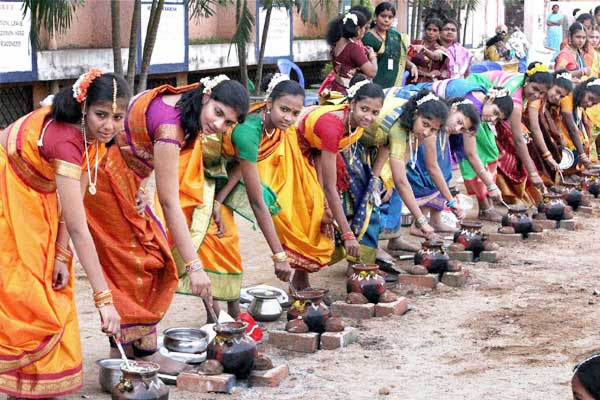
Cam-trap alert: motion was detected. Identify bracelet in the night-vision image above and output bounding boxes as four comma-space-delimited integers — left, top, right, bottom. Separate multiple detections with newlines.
341, 231, 356, 241
184, 258, 201, 268
55, 243, 73, 264
271, 252, 288, 263
445, 198, 457, 208
415, 215, 428, 228
93, 289, 114, 309
185, 261, 204, 274
529, 171, 540, 177
542, 151, 552, 160
487, 183, 499, 192
213, 199, 221, 209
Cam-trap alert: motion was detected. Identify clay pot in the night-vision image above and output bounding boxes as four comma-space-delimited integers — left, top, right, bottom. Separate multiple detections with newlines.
111, 361, 169, 400
538, 192, 567, 221
414, 239, 450, 274
555, 182, 583, 211
287, 289, 330, 333
581, 170, 600, 198
453, 220, 486, 257
501, 204, 533, 236
346, 264, 386, 304
207, 321, 257, 379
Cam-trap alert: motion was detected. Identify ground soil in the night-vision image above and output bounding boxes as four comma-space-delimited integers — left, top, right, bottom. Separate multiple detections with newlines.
68, 197, 600, 400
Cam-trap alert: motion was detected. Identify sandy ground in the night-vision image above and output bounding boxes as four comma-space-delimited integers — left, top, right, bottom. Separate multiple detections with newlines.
65, 192, 600, 400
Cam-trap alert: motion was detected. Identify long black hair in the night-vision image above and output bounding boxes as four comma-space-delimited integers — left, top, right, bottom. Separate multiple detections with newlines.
445, 97, 480, 162
399, 89, 449, 132
568, 22, 588, 52
326, 11, 367, 45
553, 70, 574, 93
349, 5, 372, 22
485, 86, 514, 120
347, 74, 384, 102
177, 79, 249, 146
573, 354, 600, 400
525, 61, 553, 87
573, 77, 600, 108
261, 73, 304, 101
371, 2, 396, 29
52, 72, 131, 124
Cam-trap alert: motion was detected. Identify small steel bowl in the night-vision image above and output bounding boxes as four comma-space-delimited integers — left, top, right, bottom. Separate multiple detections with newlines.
96, 358, 123, 393
163, 327, 208, 354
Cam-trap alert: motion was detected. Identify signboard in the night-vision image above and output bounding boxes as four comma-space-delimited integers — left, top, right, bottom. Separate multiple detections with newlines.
139, 0, 188, 73
256, 3, 293, 63
0, 0, 37, 83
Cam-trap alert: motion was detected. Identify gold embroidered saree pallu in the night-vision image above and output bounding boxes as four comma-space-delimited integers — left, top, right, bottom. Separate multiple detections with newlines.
0, 110, 84, 398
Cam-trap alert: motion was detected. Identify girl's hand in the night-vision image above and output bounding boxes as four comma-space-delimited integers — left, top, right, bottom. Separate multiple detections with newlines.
135, 187, 148, 216
274, 260, 292, 282
344, 238, 361, 259
52, 259, 70, 291
99, 304, 122, 339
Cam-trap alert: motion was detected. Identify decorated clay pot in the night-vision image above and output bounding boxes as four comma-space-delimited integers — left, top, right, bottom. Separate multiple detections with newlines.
501, 204, 533, 236
111, 361, 169, 400
555, 182, 583, 210
453, 220, 486, 257
581, 170, 600, 198
287, 289, 330, 333
346, 264, 386, 304
538, 192, 567, 221
414, 239, 450, 273
207, 321, 257, 379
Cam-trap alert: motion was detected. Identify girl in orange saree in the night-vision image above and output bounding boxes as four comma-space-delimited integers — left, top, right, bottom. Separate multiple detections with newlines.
84, 77, 248, 374
0, 70, 126, 398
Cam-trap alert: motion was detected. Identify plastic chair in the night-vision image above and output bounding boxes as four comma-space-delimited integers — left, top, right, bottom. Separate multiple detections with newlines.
276, 58, 319, 106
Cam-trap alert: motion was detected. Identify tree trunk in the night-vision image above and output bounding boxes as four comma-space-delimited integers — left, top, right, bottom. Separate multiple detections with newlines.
455, 0, 462, 43
410, 0, 418, 40
415, 0, 422, 39
235, 0, 249, 90
111, 0, 123, 76
255, 5, 273, 95
137, 0, 165, 93
462, 3, 470, 46
126, 0, 141, 91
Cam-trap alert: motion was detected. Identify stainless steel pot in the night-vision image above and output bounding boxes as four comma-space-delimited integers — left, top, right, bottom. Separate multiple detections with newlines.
162, 327, 208, 354
247, 288, 283, 322
96, 358, 124, 393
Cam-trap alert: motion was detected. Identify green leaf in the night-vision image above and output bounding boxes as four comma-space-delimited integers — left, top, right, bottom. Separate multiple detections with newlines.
187, 0, 230, 19
23, 0, 84, 45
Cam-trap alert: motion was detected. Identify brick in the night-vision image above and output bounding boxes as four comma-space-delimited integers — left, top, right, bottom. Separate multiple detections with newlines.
449, 251, 473, 262
248, 364, 289, 387
559, 219, 576, 231
441, 271, 468, 287
320, 327, 359, 350
268, 330, 319, 353
374, 297, 409, 317
526, 232, 544, 241
578, 205, 594, 215
479, 251, 499, 263
177, 372, 236, 394
331, 301, 375, 319
536, 219, 558, 230
397, 274, 438, 289
488, 232, 522, 244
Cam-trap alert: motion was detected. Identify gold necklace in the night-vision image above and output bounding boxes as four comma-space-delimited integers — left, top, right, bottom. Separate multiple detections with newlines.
439, 131, 448, 160
408, 132, 418, 169
262, 109, 277, 138
81, 119, 99, 195
346, 111, 360, 164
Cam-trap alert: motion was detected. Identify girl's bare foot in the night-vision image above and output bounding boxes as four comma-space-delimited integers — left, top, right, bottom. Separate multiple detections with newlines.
387, 236, 420, 252
479, 207, 503, 222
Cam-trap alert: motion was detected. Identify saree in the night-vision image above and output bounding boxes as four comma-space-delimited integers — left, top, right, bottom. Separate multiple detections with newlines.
0, 107, 105, 398
408, 39, 450, 84
445, 41, 473, 80
524, 99, 560, 185
85, 85, 183, 353
362, 29, 409, 88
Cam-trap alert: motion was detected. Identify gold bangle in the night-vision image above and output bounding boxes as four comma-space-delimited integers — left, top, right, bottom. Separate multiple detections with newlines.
55, 243, 72, 259
213, 199, 221, 209
55, 253, 71, 264
93, 289, 112, 301
185, 262, 204, 274
95, 299, 113, 309
184, 258, 201, 268
271, 252, 288, 263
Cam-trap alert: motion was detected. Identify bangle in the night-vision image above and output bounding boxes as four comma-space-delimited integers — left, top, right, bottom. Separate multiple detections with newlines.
213, 199, 221, 209
341, 231, 356, 241
487, 183, 499, 192
415, 215, 428, 228
529, 171, 539, 177
542, 151, 552, 159
93, 289, 114, 309
184, 258, 201, 268
445, 198, 457, 208
55, 243, 73, 264
185, 261, 204, 274
271, 252, 288, 263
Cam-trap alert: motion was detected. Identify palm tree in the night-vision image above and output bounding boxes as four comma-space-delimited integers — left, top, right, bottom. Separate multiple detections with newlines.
22, 0, 84, 46
111, 0, 123, 76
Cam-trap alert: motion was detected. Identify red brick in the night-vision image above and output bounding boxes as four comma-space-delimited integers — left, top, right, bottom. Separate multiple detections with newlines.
397, 274, 438, 289
248, 364, 289, 387
488, 232, 522, 244
441, 271, 468, 287
536, 219, 558, 230
268, 330, 319, 353
526, 232, 544, 241
449, 251, 473, 262
320, 327, 359, 350
479, 251, 499, 263
374, 297, 409, 317
559, 219, 576, 230
177, 372, 236, 394
331, 301, 375, 319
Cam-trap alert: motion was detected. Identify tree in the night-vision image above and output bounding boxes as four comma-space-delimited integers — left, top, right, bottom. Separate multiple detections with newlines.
23, 0, 84, 46
136, 0, 165, 92
111, 0, 123, 76
126, 0, 141, 91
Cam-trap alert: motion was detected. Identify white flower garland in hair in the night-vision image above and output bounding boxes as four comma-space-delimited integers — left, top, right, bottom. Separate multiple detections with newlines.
416, 92, 439, 107
556, 72, 572, 81
588, 78, 600, 87
346, 79, 370, 99
265, 73, 290, 98
453, 98, 473, 106
487, 87, 510, 99
342, 13, 358, 26
200, 74, 230, 94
